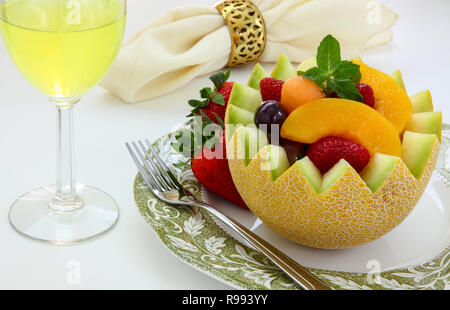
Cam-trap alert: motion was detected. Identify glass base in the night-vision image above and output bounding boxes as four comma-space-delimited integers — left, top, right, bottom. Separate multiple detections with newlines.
9, 185, 119, 245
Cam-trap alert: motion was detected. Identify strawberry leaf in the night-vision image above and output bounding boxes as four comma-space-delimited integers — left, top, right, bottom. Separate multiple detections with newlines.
183, 69, 231, 157
211, 93, 225, 106
200, 87, 213, 99
210, 69, 231, 90
199, 110, 214, 125
213, 112, 225, 129
188, 99, 203, 107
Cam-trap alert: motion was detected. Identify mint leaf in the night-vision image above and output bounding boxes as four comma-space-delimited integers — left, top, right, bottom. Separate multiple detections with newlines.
334, 61, 360, 80
328, 79, 363, 102
316, 35, 341, 75
303, 67, 329, 90
302, 35, 364, 102
351, 70, 362, 85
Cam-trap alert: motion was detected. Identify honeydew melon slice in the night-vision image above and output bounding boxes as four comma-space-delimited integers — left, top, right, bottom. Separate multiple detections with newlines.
297, 157, 353, 195
297, 57, 317, 73
321, 159, 352, 194
405, 111, 442, 141
225, 82, 262, 139
411, 90, 434, 113
390, 70, 407, 92
360, 154, 399, 192
297, 157, 322, 194
264, 145, 291, 181
247, 63, 268, 91
226, 105, 255, 127
228, 83, 262, 112
241, 126, 268, 166
297, 157, 356, 195
271, 54, 296, 81
402, 131, 438, 179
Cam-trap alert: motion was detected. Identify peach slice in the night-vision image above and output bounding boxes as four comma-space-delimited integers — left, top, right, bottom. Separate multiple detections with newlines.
280, 98, 402, 157
353, 60, 412, 133
280, 76, 325, 114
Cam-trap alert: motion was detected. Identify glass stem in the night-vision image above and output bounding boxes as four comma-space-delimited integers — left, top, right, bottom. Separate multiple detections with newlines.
50, 99, 83, 213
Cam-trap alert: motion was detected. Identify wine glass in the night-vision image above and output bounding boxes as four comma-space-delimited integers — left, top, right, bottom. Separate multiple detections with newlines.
0, 0, 126, 244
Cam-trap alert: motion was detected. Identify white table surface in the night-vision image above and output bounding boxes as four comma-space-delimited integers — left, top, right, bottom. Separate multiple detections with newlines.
0, 0, 449, 290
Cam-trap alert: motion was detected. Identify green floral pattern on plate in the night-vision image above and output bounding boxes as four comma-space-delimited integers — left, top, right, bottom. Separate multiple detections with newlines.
133, 124, 450, 290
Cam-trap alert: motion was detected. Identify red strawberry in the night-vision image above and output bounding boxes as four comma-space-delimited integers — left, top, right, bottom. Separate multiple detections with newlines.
307, 136, 370, 174
260, 77, 284, 102
191, 131, 247, 209
198, 81, 234, 123
356, 83, 375, 108
188, 70, 234, 125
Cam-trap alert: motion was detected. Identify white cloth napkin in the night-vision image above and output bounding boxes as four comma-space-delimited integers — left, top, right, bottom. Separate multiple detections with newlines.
101, 0, 397, 103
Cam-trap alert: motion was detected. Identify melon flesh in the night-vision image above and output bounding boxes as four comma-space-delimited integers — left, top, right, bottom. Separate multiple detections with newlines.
225, 83, 262, 140
402, 131, 438, 179
226, 105, 255, 127
360, 154, 399, 192
321, 160, 352, 194
228, 83, 262, 112
265, 145, 291, 181
411, 90, 434, 113
390, 70, 406, 92
241, 126, 268, 166
405, 112, 442, 141
297, 157, 322, 194
271, 54, 296, 81
247, 63, 268, 91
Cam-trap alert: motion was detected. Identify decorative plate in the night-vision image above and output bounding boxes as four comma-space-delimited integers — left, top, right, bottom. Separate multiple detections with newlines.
133, 124, 450, 290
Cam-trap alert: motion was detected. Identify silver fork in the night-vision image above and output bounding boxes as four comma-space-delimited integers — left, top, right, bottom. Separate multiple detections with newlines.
126, 140, 331, 290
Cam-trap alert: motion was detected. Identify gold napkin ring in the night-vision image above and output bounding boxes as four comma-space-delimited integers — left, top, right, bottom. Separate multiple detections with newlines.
216, 0, 267, 67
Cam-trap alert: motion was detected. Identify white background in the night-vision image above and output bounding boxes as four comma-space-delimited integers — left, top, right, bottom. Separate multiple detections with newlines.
0, 0, 449, 289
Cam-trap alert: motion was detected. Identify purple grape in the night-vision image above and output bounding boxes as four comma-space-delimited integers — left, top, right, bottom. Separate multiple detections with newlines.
279, 138, 305, 165
254, 100, 287, 135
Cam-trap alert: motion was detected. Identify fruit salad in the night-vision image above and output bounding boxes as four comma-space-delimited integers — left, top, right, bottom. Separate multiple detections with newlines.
179, 35, 442, 249
225, 35, 441, 249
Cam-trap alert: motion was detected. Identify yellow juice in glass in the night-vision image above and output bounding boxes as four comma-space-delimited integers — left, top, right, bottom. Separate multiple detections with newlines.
0, 0, 126, 98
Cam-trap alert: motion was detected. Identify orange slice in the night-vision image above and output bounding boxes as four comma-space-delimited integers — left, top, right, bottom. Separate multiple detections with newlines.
280, 98, 402, 157
353, 60, 412, 133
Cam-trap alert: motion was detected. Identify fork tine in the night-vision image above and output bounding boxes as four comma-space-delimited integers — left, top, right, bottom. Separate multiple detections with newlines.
125, 142, 160, 195
137, 141, 172, 191
145, 139, 182, 190
131, 142, 164, 192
